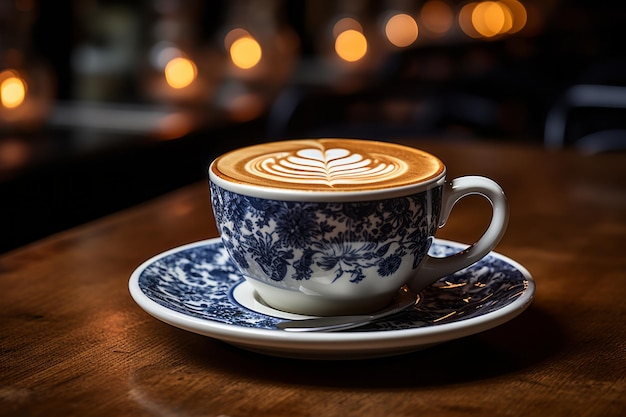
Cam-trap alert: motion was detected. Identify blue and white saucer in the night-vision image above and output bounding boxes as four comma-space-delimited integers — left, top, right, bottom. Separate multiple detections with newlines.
129, 238, 534, 360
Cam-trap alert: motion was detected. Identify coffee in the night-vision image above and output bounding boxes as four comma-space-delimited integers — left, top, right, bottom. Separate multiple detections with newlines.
210, 138, 445, 192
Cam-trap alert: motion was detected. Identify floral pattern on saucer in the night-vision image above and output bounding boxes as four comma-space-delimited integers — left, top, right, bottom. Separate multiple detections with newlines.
136, 239, 529, 332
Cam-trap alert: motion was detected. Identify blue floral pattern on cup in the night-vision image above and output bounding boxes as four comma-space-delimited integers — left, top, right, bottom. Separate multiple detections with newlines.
210, 183, 443, 287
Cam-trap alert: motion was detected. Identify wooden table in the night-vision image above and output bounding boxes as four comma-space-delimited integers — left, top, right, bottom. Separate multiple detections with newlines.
2, 139, 624, 416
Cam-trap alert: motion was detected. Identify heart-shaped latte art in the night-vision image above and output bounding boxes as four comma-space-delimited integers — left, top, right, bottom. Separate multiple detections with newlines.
245, 147, 408, 187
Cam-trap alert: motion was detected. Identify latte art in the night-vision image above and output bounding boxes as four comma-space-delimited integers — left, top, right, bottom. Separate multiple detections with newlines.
246, 147, 408, 187
210, 138, 445, 194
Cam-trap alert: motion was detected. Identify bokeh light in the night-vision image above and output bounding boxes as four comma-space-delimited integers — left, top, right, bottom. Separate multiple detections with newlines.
1, 71, 27, 109
224, 28, 251, 50
335, 29, 368, 62
385, 13, 419, 47
332, 17, 363, 38
229, 36, 262, 69
459, 0, 528, 38
164, 57, 197, 89
500, 0, 527, 33
420, 1, 454, 36
473, 1, 507, 37
459, 2, 480, 38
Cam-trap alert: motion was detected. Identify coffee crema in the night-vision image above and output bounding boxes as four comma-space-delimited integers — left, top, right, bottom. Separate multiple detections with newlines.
211, 139, 445, 192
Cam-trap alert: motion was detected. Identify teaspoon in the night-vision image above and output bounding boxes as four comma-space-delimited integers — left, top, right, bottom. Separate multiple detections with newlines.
276, 288, 418, 332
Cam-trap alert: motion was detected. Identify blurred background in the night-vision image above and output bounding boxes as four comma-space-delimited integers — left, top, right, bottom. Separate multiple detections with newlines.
1, 0, 624, 253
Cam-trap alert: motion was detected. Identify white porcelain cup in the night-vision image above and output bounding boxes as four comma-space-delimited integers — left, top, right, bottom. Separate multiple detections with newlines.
209, 139, 508, 316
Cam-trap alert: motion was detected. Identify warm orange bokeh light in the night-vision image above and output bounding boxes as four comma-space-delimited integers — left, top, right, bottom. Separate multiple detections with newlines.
472, 1, 506, 37
459, 0, 527, 38
500, 0, 527, 33
230, 36, 262, 69
1, 71, 27, 109
420, 0, 454, 35
164, 57, 197, 89
385, 13, 419, 47
335, 29, 368, 62
224, 28, 250, 50
459, 2, 480, 38
332, 17, 363, 38
156, 112, 194, 140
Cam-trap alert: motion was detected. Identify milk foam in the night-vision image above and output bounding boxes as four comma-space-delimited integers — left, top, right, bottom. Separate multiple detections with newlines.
245, 147, 408, 187
211, 139, 445, 192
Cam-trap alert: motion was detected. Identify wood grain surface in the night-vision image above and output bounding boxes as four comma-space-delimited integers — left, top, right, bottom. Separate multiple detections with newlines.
1, 139, 624, 417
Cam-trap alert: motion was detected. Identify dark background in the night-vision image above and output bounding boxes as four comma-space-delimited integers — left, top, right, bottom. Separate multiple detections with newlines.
1, 0, 624, 253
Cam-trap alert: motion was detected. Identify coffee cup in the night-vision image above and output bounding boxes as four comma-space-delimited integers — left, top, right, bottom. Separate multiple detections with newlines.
209, 138, 508, 316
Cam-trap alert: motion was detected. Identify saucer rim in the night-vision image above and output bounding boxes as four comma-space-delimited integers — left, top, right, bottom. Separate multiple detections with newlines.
129, 238, 535, 356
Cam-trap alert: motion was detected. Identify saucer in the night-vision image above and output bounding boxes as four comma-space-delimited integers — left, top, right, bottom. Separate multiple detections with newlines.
129, 238, 534, 360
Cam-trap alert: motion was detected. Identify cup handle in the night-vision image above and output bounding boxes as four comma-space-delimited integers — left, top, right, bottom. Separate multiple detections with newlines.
408, 176, 509, 293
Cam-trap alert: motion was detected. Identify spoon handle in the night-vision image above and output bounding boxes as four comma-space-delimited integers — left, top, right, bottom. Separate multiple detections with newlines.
276, 291, 417, 332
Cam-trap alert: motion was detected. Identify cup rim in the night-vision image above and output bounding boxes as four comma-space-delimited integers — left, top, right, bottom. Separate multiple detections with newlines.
210, 164, 446, 202
209, 139, 447, 202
